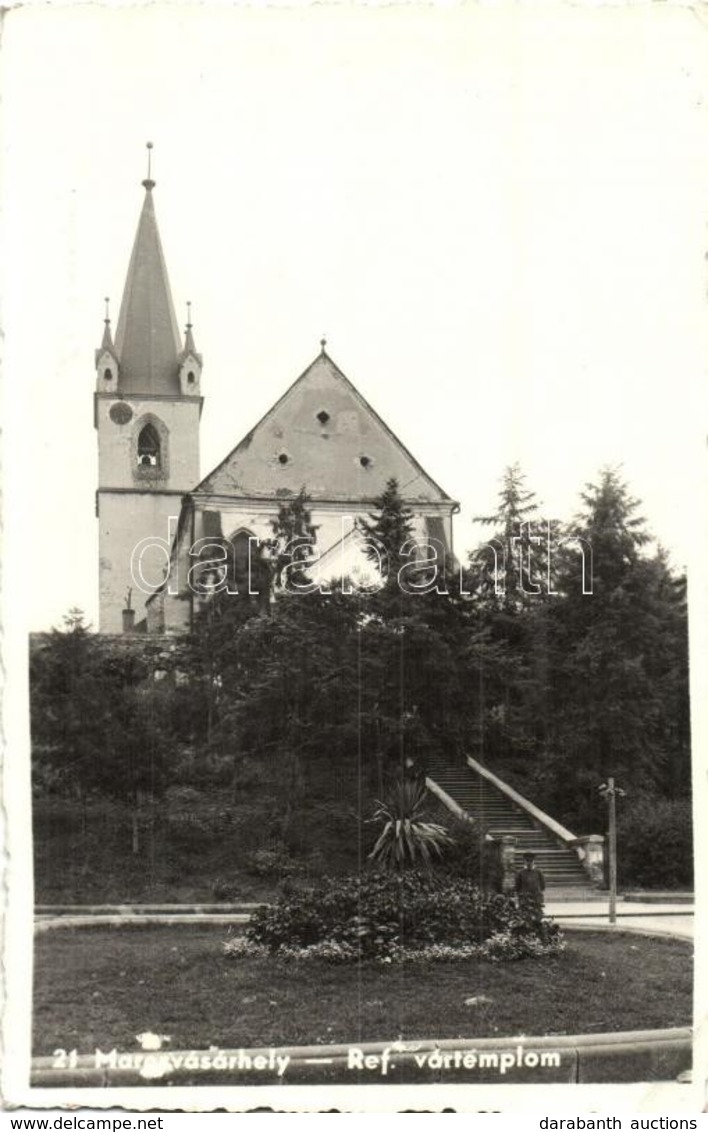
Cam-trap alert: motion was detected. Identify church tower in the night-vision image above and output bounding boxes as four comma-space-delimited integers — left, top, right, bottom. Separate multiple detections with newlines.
95, 148, 202, 633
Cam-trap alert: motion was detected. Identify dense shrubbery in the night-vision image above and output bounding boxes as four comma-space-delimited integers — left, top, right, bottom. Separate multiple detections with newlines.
167, 812, 225, 848
617, 796, 693, 889
440, 817, 504, 890
213, 877, 241, 901
239, 871, 563, 962
225, 930, 565, 964
246, 841, 306, 879
165, 787, 234, 848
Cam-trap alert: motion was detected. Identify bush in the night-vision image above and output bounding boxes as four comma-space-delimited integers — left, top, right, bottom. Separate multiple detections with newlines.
224, 935, 270, 959
169, 748, 234, 788
439, 818, 504, 890
165, 788, 237, 849
224, 932, 565, 965
245, 871, 562, 961
167, 811, 226, 848
165, 785, 202, 805
245, 841, 305, 879
480, 930, 566, 962
617, 796, 693, 889
213, 878, 241, 901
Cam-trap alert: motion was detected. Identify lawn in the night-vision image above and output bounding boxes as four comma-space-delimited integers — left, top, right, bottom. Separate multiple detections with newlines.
33, 926, 692, 1055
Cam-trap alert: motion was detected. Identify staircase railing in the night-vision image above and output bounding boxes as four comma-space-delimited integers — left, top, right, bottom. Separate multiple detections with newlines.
464, 755, 605, 887
425, 776, 474, 824
465, 754, 576, 843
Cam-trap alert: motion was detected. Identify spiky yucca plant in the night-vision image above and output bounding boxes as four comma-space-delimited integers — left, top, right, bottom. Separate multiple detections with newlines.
369, 777, 452, 871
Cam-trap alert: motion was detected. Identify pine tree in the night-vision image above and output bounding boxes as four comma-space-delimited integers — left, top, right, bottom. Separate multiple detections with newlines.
465, 466, 549, 765
542, 468, 689, 828
266, 487, 319, 591
471, 463, 543, 609
358, 477, 415, 587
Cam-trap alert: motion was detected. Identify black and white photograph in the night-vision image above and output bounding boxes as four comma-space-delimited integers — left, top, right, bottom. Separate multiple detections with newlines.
2, 0, 706, 1115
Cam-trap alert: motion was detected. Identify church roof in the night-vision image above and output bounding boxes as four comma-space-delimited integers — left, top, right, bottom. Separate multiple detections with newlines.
196, 349, 453, 505
114, 180, 182, 395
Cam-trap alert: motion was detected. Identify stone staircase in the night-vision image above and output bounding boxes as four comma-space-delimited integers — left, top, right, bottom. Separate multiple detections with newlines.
426, 756, 595, 893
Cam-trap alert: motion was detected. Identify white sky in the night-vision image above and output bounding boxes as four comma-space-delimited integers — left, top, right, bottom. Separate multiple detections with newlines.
3, 1, 708, 631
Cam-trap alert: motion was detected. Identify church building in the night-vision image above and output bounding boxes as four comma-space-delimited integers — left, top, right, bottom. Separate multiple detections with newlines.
95, 164, 458, 634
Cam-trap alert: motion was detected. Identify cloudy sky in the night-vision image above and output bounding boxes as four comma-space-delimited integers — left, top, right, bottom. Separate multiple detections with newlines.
3, 1, 708, 631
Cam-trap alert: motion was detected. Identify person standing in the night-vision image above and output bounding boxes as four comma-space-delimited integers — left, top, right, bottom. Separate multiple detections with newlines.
514, 851, 545, 918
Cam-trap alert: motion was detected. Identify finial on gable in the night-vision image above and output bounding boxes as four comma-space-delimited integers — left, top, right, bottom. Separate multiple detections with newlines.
104, 296, 111, 325
142, 141, 155, 191
320, 336, 327, 355
186, 300, 192, 331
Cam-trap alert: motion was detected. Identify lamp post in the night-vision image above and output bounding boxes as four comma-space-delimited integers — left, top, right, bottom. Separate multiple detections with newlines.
598, 778, 625, 924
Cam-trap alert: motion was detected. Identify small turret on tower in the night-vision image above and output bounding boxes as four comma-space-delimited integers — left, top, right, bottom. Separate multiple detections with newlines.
178, 301, 203, 395
95, 298, 119, 389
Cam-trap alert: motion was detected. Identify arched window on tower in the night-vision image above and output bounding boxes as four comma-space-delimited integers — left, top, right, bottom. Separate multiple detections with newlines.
137, 424, 161, 468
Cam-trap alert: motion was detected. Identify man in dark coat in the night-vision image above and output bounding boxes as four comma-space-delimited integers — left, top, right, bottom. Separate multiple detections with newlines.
515, 851, 545, 918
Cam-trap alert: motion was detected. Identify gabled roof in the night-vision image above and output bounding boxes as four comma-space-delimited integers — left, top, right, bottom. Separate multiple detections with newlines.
114, 181, 182, 395
197, 349, 453, 505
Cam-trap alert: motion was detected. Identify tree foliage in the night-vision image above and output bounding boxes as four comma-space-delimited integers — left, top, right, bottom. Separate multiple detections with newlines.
266, 487, 319, 591
358, 477, 416, 586
30, 612, 171, 851
30, 464, 692, 888
535, 468, 690, 828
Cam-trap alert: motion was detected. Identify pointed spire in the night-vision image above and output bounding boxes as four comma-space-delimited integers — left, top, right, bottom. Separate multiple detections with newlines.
113, 146, 182, 394
96, 297, 118, 365
184, 300, 196, 353
101, 297, 114, 349
179, 301, 202, 365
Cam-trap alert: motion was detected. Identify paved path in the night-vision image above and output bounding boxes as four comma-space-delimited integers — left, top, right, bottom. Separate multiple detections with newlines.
546, 900, 694, 940
35, 900, 695, 940
35, 913, 250, 930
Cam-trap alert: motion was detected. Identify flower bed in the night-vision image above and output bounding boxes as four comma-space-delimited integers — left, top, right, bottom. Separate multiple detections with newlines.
230, 872, 563, 963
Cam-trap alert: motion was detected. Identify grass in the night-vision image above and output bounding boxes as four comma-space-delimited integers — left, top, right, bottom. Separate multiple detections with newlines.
33, 926, 692, 1055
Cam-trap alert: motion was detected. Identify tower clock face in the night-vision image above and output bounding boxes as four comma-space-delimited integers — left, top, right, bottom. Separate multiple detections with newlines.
109, 402, 134, 425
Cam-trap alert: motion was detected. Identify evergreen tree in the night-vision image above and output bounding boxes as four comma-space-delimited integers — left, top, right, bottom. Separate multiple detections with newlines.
358, 477, 416, 587
541, 468, 689, 828
30, 611, 170, 853
215, 588, 364, 832
30, 609, 101, 797
465, 466, 549, 765
266, 488, 319, 591
357, 480, 476, 775
471, 463, 547, 607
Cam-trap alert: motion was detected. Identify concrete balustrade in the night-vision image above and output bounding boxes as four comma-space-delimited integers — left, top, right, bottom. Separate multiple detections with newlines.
465, 755, 605, 888
572, 834, 605, 886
